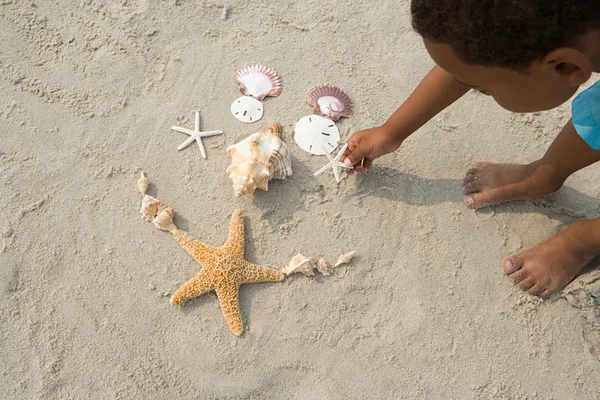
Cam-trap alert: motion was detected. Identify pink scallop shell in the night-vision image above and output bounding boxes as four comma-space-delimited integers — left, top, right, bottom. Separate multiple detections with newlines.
234, 64, 282, 101
306, 84, 353, 121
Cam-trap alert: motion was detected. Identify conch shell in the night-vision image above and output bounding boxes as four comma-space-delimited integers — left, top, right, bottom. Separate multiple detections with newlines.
226, 123, 293, 197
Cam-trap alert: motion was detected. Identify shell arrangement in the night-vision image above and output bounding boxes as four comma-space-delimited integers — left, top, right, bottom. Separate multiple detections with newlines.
139, 59, 364, 338
282, 251, 356, 276
226, 123, 293, 197
231, 64, 282, 124
136, 173, 286, 336
294, 84, 354, 156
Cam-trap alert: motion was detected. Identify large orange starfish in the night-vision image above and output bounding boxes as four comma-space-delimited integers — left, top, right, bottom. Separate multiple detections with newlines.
169, 209, 284, 336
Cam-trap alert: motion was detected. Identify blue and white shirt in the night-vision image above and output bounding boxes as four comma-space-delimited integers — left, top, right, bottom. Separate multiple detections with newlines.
573, 80, 600, 149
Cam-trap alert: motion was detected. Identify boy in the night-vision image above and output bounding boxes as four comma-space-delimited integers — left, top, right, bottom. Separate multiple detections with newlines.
343, 1, 600, 297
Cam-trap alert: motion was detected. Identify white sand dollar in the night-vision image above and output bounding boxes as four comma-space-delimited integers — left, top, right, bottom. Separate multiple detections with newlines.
231, 96, 264, 123
294, 114, 340, 155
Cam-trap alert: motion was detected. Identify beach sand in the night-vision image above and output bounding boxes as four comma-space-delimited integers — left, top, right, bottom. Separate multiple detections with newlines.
1, 1, 600, 398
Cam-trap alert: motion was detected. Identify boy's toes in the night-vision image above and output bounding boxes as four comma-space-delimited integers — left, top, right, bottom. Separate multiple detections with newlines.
528, 284, 547, 297
463, 180, 482, 195
464, 168, 479, 182
517, 278, 536, 291
465, 185, 519, 208
464, 191, 496, 208
509, 268, 528, 285
539, 288, 551, 298
501, 255, 523, 274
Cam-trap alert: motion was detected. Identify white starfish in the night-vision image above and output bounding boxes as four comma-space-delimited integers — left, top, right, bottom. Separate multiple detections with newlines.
314, 143, 353, 184
171, 111, 223, 159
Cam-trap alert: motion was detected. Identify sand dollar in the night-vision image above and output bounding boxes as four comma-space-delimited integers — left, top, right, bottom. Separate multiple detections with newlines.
231, 96, 263, 123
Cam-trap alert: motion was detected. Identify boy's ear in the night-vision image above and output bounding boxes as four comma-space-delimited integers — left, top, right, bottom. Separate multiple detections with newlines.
542, 48, 592, 85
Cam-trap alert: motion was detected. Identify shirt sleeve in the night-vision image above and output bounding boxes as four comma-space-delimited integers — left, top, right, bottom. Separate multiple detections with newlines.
572, 80, 600, 150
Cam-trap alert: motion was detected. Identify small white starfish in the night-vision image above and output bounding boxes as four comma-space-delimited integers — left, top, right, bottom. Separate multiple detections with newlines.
314, 143, 353, 184
171, 111, 223, 159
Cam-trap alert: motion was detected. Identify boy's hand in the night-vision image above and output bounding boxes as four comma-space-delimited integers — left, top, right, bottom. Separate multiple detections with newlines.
342, 126, 402, 174
341, 66, 470, 174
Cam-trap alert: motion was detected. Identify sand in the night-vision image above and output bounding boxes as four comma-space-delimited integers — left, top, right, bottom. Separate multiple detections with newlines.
1, 1, 600, 398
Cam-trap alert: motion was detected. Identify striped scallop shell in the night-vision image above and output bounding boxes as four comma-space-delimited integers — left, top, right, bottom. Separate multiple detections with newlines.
306, 84, 353, 121
234, 64, 282, 101
226, 123, 292, 197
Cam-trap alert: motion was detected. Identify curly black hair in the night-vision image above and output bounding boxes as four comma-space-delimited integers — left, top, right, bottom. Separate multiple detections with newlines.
411, 0, 600, 70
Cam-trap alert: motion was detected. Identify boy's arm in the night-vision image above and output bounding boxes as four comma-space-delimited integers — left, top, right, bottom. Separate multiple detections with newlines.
343, 65, 470, 172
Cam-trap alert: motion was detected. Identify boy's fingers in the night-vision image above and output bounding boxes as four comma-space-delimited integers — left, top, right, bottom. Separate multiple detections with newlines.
344, 147, 368, 167
342, 141, 356, 157
343, 141, 358, 175
341, 142, 355, 166
363, 158, 373, 172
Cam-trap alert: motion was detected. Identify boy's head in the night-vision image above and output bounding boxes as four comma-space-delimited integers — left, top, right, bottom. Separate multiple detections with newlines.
411, 0, 600, 112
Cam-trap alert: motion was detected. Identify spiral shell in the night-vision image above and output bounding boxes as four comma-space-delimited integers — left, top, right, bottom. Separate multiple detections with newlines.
226, 123, 293, 197
315, 257, 334, 276
152, 207, 176, 233
140, 195, 165, 221
137, 172, 150, 195
282, 254, 316, 276
334, 251, 356, 267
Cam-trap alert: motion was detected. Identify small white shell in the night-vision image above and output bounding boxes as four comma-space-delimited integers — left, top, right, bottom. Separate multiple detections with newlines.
315, 257, 334, 276
294, 114, 341, 155
306, 84, 353, 121
282, 254, 316, 276
234, 64, 282, 100
334, 251, 356, 267
231, 96, 264, 124
137, 172, 150, 195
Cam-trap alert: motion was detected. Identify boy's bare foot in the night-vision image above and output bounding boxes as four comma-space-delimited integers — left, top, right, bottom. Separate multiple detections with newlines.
501, 220, 599, 297
462, 161, 564, 209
